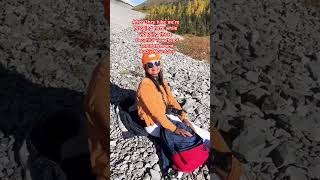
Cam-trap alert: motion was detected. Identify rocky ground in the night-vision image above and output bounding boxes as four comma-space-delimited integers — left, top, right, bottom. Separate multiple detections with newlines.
212, 0, 320, 179
0, 131, 22, 180
109, 0, 210, 179
2, 0, 319, 179
0, 0, 108, 90
0, 0, 108, 179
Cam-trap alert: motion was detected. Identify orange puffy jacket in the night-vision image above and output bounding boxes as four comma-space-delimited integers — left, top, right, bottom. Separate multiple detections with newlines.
137, 77, 186, 132
84, 52, 109, 179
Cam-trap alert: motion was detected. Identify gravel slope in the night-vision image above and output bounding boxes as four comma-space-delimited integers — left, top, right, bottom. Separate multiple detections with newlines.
0, 0, 108, 179
110, 0, 210, 179
212, 0, 320, 179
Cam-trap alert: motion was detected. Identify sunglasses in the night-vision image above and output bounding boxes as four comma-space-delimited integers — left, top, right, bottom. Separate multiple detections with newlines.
146, 61, 161, 68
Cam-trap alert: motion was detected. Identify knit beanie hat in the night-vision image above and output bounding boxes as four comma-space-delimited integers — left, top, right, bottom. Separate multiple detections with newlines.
142, 52, 161, 65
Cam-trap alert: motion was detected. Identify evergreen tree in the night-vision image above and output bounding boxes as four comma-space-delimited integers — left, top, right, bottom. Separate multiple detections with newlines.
144, 0, 210, 36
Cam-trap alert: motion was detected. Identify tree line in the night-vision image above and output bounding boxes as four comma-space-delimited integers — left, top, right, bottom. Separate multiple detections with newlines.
136, 0, 210, 36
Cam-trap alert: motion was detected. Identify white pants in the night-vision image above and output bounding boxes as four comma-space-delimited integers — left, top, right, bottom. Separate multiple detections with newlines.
144, 115, 182, 137
144, 122, 161, 137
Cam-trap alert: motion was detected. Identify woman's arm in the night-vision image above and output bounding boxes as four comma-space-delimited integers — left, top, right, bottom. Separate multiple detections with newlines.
138, 82, 177, 132
164, 81, 187, 120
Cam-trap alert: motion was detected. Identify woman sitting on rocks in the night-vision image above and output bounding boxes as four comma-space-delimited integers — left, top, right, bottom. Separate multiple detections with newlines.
137, 52, 191, 137
136, 51, 209, 177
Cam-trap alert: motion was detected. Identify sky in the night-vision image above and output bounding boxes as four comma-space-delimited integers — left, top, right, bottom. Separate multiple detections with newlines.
130, 0, 146, 6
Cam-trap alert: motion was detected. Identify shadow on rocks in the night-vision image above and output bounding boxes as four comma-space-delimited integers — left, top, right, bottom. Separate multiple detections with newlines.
110, 83, 137, 106
0, 63, 95, 180
110, 83, 174, 175
110, 83, 147, 137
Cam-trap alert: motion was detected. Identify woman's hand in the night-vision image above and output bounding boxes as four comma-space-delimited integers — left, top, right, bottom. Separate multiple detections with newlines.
174, 128, 193, 137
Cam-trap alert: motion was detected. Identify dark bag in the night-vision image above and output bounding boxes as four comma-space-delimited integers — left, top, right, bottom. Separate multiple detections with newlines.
118, 98, 149, 139
166, 105, 183, 116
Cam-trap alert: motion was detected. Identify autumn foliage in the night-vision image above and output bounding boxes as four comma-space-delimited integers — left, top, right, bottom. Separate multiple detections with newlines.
136, 0, 210, 36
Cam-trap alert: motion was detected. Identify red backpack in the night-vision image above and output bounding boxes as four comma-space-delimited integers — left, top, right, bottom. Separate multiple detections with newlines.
171, 143, 209, 172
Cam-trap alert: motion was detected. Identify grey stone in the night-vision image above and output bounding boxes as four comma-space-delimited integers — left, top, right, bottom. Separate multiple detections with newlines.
142, 152, 148, 158
274, 129, 291, 138
240, 103, 264, 117
247, 87, 270, 99
284, 166, 308, 180
245, 143, 268, 162
309, 164, 320, 178
150, 169, 161, 180
136, 162, 143, 169
211, 95, 222, 107
110, 140, 117, 147
148, 154, 159, 166
233, 128, 266, 156
152, 164, 160, 172
183, 98, 197, 112
231, 78, 256, 94
133, 169, 145, 177
143, 173, 151, 180
245, 71, 259, 83
145, 163, 151, 169
222, 98, 238, 116
33, 52, 58, 74
195, 106, 204, 115
310, 125, 320, 142
196, 174, 204, 180
210, 173, 221, 180
146, 147, 153, 153
270, 142, 297, 167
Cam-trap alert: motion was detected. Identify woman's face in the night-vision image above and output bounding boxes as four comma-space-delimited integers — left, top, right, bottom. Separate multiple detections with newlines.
145, 60, 161, 77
